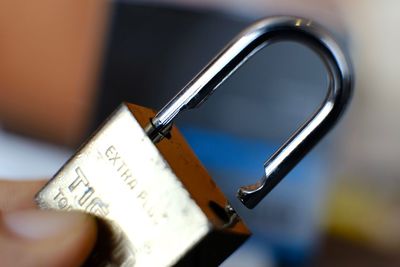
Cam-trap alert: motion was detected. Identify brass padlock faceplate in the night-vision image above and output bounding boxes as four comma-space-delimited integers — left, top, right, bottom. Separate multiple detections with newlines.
36, 103, 250, 266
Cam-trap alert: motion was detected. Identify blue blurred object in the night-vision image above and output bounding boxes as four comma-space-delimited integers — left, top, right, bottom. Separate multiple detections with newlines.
181, 126, 328, 266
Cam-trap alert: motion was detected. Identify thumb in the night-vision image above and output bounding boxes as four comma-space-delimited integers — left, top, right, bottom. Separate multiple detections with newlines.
0, 209, 97, 267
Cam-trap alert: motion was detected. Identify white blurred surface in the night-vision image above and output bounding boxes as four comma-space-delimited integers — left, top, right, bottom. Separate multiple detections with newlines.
0, 128, 71, 179
221, 241, 274, 267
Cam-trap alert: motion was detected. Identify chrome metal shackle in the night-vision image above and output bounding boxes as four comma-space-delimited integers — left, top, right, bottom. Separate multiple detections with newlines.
146, 16, 353, 209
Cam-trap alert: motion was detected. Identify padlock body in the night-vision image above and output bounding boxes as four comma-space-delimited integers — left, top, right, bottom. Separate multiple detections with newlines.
36, 103, 250, 266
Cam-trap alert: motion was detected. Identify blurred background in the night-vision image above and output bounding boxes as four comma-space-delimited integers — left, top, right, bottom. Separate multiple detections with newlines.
1, 0, 400, 266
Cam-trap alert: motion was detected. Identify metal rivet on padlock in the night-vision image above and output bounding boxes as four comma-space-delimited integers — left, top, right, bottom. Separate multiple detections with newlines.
36, 16, 352, 267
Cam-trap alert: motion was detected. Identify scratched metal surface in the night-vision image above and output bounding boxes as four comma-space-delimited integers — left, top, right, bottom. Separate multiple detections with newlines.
36, 104, 211, 266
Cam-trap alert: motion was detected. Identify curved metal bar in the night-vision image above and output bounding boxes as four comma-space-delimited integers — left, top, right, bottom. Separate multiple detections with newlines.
146, 16, 353, 209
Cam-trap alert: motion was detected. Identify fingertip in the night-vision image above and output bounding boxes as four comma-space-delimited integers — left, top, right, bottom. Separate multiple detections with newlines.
1, 210, 97, 267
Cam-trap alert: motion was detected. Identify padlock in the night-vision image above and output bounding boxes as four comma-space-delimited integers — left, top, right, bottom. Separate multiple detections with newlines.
36, 16, 352, 266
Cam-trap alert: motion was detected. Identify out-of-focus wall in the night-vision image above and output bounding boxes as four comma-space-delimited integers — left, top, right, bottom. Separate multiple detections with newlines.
339, 1, 400, 182
326, 1, 400, 252
0, 1, 109, 145
145, 0, 343, 28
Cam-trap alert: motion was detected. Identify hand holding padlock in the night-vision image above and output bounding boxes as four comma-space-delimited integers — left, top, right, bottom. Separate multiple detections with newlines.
37, 16, 352, 266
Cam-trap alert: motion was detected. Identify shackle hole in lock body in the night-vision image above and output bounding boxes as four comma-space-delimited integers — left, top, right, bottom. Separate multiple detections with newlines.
146, 16, 353, 209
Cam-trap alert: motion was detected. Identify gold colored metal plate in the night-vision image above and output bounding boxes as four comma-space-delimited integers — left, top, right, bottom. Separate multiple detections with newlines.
36, 103, 250, 266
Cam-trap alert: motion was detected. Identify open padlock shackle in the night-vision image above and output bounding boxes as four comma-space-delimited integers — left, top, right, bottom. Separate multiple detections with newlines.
146, 16, 353, 209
